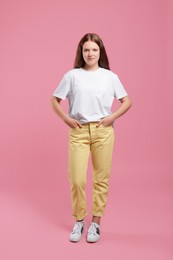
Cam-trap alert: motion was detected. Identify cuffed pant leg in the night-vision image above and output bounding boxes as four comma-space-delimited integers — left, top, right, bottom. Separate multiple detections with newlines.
68, 126, 90, 220
90, 124, 114, 217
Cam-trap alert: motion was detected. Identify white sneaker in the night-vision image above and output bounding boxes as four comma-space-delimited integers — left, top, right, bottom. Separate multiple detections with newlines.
69, 221, 85, 242
86, 222, 100, 243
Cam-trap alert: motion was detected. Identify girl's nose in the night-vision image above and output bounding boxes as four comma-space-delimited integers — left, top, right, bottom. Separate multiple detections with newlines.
88, 51, 93, 56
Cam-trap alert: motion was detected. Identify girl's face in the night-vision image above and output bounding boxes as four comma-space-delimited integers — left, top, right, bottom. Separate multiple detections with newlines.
82, 40, 100, 69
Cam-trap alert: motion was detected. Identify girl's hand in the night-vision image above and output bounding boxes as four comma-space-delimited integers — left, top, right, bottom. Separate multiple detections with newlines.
96, 115, 115, 127
64, 117, 83, 128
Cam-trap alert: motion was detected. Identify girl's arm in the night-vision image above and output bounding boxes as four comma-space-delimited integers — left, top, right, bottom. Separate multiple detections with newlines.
51, 96, 82, 128
97, 96, 132, 127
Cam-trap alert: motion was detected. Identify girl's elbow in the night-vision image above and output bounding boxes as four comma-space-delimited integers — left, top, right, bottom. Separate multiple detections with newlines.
126, 96, 132, 108
128, 99, 132, 108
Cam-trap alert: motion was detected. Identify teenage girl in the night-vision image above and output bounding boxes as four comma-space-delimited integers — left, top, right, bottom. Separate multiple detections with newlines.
51, 33, 132, 243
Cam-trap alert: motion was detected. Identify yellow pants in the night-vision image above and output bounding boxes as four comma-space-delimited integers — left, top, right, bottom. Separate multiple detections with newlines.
68, 122, 114, 220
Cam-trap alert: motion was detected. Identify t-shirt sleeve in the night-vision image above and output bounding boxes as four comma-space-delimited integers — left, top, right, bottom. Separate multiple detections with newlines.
113, 74, 128, 100
53, 74, 71, 100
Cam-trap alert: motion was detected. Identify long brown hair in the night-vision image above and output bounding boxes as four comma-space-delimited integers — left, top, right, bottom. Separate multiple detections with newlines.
74, 33, 110, 70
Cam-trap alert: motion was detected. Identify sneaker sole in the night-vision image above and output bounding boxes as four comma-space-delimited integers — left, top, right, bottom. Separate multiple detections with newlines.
86, 237, 100, 243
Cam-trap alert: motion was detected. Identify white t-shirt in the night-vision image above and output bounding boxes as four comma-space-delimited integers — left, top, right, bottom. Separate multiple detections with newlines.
53, 67, 128, 124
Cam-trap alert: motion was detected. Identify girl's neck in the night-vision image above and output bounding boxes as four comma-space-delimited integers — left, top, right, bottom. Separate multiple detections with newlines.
83, 64, 100, 71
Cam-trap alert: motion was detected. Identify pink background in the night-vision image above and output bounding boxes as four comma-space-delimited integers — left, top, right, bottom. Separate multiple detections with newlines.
0, 0, 173, 259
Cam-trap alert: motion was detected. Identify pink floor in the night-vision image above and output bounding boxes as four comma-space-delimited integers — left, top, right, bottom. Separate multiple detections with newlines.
1, 179, 172, 260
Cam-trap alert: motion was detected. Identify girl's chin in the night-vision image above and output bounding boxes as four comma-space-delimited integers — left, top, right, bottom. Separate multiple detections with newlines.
86, 61, 98, 66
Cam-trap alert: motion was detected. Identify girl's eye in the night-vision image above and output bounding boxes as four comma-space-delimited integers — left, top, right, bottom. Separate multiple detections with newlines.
83, 49, 98, 52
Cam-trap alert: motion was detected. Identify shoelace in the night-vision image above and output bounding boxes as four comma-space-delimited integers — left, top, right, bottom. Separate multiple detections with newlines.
72, 222, 83, 234
88, 223, 98, 236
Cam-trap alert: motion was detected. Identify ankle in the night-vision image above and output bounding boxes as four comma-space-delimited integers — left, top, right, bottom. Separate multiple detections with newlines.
92, 216, 101, 225
76, 219, 84, 222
